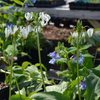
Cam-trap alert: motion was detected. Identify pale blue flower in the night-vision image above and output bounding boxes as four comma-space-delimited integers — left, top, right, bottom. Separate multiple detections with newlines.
49, 51, 56, 58
55, 53, 60, 59
49, 51, 60, 64
8, 6, 14, 10
70, 54, 84, 64
76, 78, 86, 90
81, 81, 86, 90
49, 58, 55, 64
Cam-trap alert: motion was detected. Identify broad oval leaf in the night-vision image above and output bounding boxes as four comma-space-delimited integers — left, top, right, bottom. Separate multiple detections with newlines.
29, 91, 70, 100
80, 44, 92, 50
11, 94, 29, 100
4, 45, 18, 56
63, 76, 83, 99
91, 65, 100, 77
22, 61, 32, 69
84, 73, 100, 100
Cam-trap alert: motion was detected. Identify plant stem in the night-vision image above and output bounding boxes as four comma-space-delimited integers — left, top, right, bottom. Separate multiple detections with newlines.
4, 68, 7, 84
92, 45, 98, 68
9, 37, 21, 99
12, 72, 21, 96
77, 33, 81, 100
9, 42, 15, 100
60, 63, 64, 71
36, 25, 46, 92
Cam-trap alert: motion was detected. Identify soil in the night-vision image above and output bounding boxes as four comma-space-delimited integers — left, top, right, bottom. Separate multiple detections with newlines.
42, 24, 73, 53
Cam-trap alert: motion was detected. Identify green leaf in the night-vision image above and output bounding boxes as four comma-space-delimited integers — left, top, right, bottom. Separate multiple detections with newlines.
79, 67, 88, 76
46, 78, 69, 93
68, 60, 77, 79
0, 37, 4, 44
56, 58, 67, 64
68, 35, 72, 44
11, 0, 24, 6
58, 70, 71, 78
63, 76, 83, 99
24, 65, 39, 73
94, 28, 100, 32
83, 53, 94, 58
92, 35, 100, 46
22, 61, 32, 69
7, 13, 17, 24
4, 45, 18, 56
80, 44, 92, 50
84, 73, 100, 100
91, 65, 100, 77
3, 39, 12, 50
35, 63, 47, 73
15, 88, 26, 96
83, 54, 93, 69
12, 67, 23, 74
30, 72, 41, 80
46, 85, 63, 93
29, 91, 70, 100
18, 8, 25, 13
0, 32, 5, 38
0, 1, 8, 5
12, 79, 31, 91
0, 6, 8, 10
27, 0, 34, 6
27, 82, 43, 94
11, 94, 29, 100
67, 47, 77, 53
91, 36, 96, 46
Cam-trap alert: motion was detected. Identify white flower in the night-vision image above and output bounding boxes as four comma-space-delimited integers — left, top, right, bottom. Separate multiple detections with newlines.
13, 25, 18, 34
70, 32, 78, 38
39, 12, 51, 27
45, 13, 51, 21
8, 26, 13, 34
5, 28, 10, 38
40, 20, 47, 27
20, 26, 25, 37
32, 26, 42, 33
87, 28, 93, 38
19, 26, 23, 31
39, 12, 44, 19
10, 25, 18, 36
5, 25, 18, 36
25, 12, 33, 21
82, 32, 86, 37
27, 25, 33, 33
20, 27, 29, 39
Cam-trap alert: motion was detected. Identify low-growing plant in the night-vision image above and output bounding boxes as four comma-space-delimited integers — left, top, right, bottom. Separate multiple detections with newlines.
48, 20, 100, 100
1, 0, 100, 100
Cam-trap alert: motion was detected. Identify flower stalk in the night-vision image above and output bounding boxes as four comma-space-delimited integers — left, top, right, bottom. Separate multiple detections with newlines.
9, 36, 21, 100
9, 38, 15, 100
77, 20, 82, 100
77, 33, 81, 100
36, 22, 46, 92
